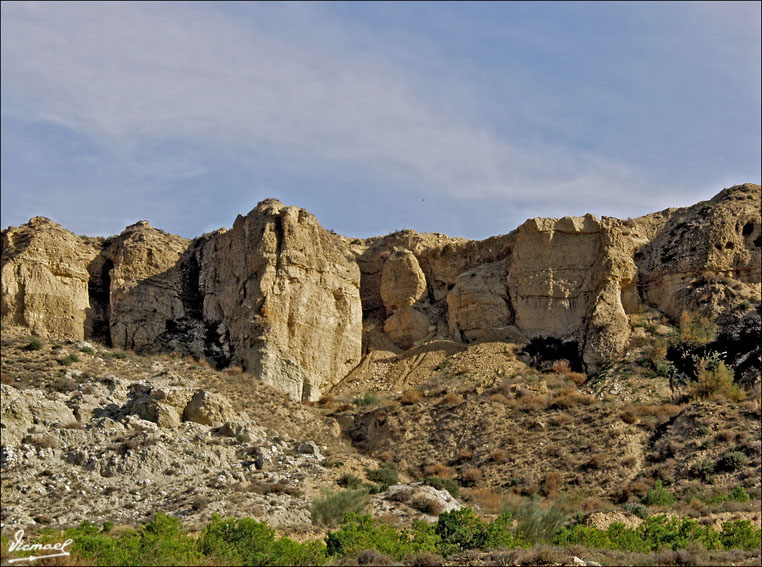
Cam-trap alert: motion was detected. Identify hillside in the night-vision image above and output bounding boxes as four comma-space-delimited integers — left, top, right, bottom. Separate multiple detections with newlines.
1, 183, 761, 565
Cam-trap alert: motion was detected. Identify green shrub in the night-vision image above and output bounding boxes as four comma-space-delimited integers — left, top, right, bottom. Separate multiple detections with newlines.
57, 354, 80, 366
80, 346, 96, 355
311, 490, 369, 527
25, 336, 43, 351
622, 502, 649, 519
689, 358, 745, 401
691, 459, 715, 483
643, 480, 675, 507
425, 476, 460, 499
105, 350, 128, 359
325, 514, 438, 560
720, 520, 762, 551
366, 462, 399, 490
729, 486, 750, 503
199, 514, 327, 565
717, 450, 748, 472
434, 508, 488, 555
337, 474, 363, 490
354, 393, 380, 406
65, 513, 201, 566
504, 497, 567, 545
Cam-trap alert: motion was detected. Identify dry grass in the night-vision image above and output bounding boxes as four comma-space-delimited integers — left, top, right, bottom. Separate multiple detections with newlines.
440, 392, 463, 406
542, 471, 564, 497
401, 389, 424, 405
490, 449, 508, 463
423, 462, 454, 479
468, 487, 504, 515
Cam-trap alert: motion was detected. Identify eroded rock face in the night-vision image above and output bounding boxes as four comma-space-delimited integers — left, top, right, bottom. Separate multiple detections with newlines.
107, 221, 190, 352
1, 218, 100, 339
197, 200, 363, 400
2, 185, 759, 389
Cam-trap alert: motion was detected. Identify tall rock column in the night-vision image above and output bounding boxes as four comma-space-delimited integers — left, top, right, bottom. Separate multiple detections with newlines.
199, 200, 362, 401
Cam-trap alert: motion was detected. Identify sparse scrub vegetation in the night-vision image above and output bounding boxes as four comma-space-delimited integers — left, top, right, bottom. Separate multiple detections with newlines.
311, 490, 370, 527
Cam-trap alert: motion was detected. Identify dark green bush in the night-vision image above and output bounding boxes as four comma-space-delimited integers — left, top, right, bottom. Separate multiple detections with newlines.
57, 354, 80, 366
337, 474, 363, 490
80, 346, 96, 355
434, 508, 488, 555
25, 336, 43, 351
366, 462, 399, 490
691, 459, 715, 483
622, 502, 649, 519
716, 450, 748, 472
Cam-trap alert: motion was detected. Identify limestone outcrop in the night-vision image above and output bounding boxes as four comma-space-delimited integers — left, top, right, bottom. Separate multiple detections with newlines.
1, 217, 100, 339
2, 184, 760, 394
196, 199, 363, 400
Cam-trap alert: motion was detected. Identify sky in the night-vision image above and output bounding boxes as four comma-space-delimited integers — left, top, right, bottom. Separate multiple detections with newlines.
1, 1, 760, 240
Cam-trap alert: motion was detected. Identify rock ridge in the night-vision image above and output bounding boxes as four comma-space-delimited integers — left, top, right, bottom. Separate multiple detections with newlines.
2, 183, 760, 399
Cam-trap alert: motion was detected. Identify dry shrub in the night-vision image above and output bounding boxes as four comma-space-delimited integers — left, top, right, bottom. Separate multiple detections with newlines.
423, 462, 454, 479
30, 435, 59, 449
716, 429, 737, 443
401, 389, 424, 405
488, 392, 510, 404
551, 360, 572, 375
353, 549, 396, 566
440, 392, 463, 406
584, 453, 607, 470
410, 494, 446, 516
517, 395, 547, 412
542, 471, 564, 496
567, 372, 587, 386
689, 358, 745, 402
460, 467, 482, 487
468, 487, 503, 515
224, 365, 243, 375
548, 389, 595, 409
620, 408, 639, 424
549, 413, 572, 427
406, 552, 443, 567
490, 449, 508, 463
388, 487, 415, 503
455, 448, 474, 463
63, 421, 85, 430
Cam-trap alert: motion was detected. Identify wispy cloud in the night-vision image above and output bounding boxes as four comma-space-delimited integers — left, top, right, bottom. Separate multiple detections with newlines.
1, 2, 759, 238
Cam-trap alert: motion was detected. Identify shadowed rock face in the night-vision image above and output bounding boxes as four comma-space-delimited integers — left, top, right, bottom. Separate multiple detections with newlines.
2, 184, 760, 398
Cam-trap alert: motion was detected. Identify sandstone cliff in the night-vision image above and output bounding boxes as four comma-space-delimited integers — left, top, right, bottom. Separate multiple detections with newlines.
2, 184, 760, 399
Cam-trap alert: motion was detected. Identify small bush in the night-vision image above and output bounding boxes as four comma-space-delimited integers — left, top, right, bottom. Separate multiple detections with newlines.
678, 312, 717, 346
423, 463, 454, 479
623, 502, 650, 519
440, 393, 463, 406
410, 495, 446, 516
503, 497, 567, 545
338, 474, 364, 490
691, 459, 715, 483
57, 354, 80, 366
366, 462, 399, 490
689, 358, 745, 402
79, 346, 96, 355
52, 377, 78, 392
643, 480, 675, 507
311, 490, 369, 527
541, 471, 564, 497
716, 450, 747, 472
425, 477, 460, 499
354, 393, 381, 406
401, 390, 424, 405
25, 336, 43, 351
29, 434, 59, 449
459, 468, 482, 488
490, 449, 507, 463
729, 486, 750, 503
104, 350, 128, 359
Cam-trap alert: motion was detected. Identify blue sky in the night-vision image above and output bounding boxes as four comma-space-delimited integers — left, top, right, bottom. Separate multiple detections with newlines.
2, 1, 760, 239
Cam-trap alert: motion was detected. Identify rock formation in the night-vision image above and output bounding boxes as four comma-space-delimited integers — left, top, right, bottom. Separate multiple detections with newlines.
2, 184, 760, 399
